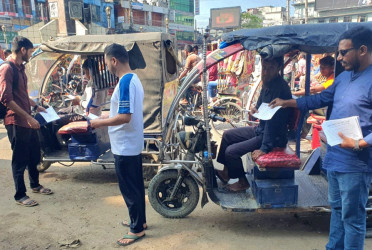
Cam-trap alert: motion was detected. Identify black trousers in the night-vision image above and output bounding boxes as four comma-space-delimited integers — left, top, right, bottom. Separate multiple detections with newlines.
5, 125, 41, 200
217, 127, 262, 179
114, 154, 146, 233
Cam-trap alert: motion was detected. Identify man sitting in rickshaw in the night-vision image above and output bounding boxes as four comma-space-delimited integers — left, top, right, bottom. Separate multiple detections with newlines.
215, 56, 292, 192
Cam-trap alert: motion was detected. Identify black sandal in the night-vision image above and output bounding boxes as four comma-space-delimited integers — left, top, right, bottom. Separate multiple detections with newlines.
32, 185, 53, 195
16, 196, 38, 207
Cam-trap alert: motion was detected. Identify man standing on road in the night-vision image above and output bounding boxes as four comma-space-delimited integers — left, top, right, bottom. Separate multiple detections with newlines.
90, 43, 146, 246
270, 26, 372, 250
0, 36, 53, 207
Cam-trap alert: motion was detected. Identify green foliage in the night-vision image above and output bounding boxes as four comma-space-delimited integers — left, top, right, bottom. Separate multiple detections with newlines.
240, 12, 263, 29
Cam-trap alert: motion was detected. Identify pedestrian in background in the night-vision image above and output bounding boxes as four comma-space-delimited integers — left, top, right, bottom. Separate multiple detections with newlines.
270, 26, 372, 250
0, 36, 53, 207
90, 43, 146, 246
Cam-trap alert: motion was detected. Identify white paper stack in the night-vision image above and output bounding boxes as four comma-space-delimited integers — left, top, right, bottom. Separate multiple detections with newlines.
321, 116, 363, 146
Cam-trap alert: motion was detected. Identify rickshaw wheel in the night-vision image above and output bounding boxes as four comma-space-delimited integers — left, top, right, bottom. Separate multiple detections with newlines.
37, 161, 52, 172
148, 170, 199, 218
211, 101, 243, 136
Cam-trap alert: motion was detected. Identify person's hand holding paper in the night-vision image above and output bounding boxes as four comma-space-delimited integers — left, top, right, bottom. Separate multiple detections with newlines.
253, 103, 281, 120
321, 116, 363, 147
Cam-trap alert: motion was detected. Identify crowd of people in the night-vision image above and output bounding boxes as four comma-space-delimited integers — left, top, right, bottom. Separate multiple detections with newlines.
1, 24, 372, 249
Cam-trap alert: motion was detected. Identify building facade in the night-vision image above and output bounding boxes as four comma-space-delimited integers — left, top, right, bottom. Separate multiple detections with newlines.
293, 0, 372, 24
168, 0, 194, 45
0, 0, 48, 47
257, 6, 287, 27
115, 0, 195, 45
245, 6, 287, 27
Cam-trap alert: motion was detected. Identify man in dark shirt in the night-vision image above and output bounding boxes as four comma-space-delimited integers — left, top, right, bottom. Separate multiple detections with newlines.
0, 36, 53, 207
216, 56, 292, 192
270, 26, 372, 249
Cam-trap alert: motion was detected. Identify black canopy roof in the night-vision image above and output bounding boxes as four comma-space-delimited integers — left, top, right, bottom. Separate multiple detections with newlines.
222, 22, 372, 58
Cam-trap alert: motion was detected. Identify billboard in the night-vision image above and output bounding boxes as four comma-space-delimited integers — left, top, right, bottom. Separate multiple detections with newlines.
195, 0, 200, 15
210, 7, 241, 29
315, 0, 372, 11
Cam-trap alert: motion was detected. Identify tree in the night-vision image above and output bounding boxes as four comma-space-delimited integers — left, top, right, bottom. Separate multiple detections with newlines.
240, 12, 263, 29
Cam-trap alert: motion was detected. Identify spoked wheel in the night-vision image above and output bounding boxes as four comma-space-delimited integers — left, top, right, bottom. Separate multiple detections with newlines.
211, 101, 244, 136
148, 170, 199, 218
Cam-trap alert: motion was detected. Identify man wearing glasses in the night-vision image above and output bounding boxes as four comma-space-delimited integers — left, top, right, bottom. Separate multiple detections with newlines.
270, 26, 372, 250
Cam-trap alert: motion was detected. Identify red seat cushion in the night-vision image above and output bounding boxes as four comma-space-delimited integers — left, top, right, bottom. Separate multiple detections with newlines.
255, 147, 301, 168
58, 121, 90, 134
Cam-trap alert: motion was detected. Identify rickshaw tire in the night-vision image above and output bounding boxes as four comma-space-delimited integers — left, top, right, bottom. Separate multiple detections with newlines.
148, 170, 199, 218
37, 161, 52, 172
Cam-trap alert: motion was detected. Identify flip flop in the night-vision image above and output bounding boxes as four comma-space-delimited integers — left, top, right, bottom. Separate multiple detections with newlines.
116, 233, 145, 246
32, 185, 53, 195
121, 220, 148, 230
15, 196, 38, 207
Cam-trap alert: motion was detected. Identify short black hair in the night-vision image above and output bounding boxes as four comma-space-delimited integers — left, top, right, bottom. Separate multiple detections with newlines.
4, 49, 11, 56
263, 56, 284, 68
339, 26, 372, 52
184, 44, 193, 53
319, 56, 335, 67
104, 43, 129, 64
193, 45, 199, 51
11, 36, 33, 53
82, 58, 99, 70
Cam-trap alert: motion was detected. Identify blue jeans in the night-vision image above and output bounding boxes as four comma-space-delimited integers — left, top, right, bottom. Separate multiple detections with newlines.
326, 171, 372, 250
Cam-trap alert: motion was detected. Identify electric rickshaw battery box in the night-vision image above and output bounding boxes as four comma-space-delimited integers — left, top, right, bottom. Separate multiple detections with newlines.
71, 133, 97, 144
252, 178, 298, 208
68, 142, 100, 160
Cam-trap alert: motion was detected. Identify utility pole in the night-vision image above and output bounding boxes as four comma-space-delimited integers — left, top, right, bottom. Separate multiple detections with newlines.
129, 0, 133, 30
39, 3, 45, 24
304, 0, 308, 24
287, 0, 290, 24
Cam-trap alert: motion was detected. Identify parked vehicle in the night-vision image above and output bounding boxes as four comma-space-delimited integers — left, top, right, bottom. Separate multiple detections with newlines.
26, 32, 181, 181
148, 23, 372, 235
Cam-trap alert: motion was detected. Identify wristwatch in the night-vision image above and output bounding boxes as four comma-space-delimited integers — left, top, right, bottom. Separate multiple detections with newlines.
33, 104, 39, 112
353, 139, 362, 151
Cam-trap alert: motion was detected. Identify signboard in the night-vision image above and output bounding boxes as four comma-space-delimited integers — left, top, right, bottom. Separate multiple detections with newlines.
132, 2, 144, 10
118, 16, 125, 23
169, 23, 194, 32
315, 0, 372, 11
210, 6, 241, 29
195, 0, 200, 15
49, 2, 58, 19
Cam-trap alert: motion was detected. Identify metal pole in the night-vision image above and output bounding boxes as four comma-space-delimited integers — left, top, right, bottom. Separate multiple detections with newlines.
40, 3, 45, 24
166, 17, 169, 33
129, 0, 133, 30
287, 0, 290, 25
202, 29, 212, 160
305, 0, 308, 24
1, 25, 8, 49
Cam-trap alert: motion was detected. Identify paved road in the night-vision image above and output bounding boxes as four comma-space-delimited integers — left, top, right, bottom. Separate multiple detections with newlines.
0, 124, 371, 250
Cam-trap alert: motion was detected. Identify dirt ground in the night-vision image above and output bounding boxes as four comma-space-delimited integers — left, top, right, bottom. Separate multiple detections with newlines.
1, 124, 372, 250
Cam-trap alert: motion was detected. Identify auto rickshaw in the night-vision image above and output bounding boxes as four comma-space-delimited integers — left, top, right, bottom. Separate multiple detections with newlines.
26, 32, 181, 181
147, 22, 372, 234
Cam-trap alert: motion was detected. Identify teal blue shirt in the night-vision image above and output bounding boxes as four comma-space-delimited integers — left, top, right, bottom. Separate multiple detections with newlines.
297, 64, 372, 172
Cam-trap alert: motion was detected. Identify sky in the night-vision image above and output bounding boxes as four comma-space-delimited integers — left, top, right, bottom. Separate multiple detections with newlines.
195, 0, 292, 29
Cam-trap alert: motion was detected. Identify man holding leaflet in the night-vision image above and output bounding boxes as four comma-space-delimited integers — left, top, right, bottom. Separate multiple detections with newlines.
270, 26, 372, 249
215, 56, 291, 192
0, 36, 53, 207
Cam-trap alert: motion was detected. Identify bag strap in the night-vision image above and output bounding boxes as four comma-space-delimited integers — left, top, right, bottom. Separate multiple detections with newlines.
2, 61, 19, 90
